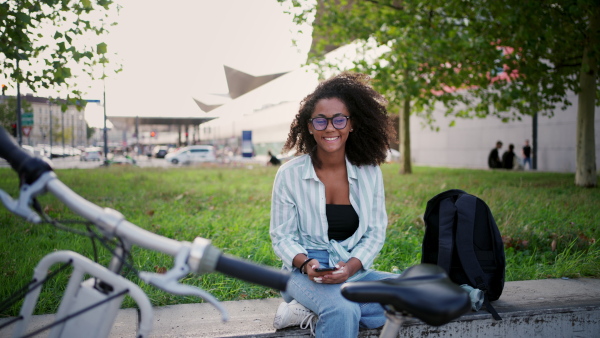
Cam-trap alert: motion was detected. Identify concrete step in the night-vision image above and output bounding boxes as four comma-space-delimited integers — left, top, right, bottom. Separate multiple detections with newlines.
1, 278, 599, 337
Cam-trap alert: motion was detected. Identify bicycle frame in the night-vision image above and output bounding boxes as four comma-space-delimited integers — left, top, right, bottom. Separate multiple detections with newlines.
0, 126, 290, 338
14, 251, 153, 338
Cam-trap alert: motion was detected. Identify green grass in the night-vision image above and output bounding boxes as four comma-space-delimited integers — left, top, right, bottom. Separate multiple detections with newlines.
0, 164, 598, 317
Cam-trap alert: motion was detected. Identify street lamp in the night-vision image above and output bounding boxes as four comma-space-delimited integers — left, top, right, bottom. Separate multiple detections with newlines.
16, 57, 22, 146
61, 107, 65, 156
97, 41, 109, 165
71, 110, 75, 149
48, 98, 53, 159
79, 114, 84, 147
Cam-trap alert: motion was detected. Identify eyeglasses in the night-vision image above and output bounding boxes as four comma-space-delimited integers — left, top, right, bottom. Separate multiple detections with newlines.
308, 115, 351, 131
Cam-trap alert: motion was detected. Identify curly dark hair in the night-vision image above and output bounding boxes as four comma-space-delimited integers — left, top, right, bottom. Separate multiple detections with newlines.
283, 72, 396, 168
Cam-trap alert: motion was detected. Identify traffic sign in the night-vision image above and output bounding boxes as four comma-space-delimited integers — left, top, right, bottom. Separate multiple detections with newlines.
22, 126, 32, 136
22, 112, 34, 126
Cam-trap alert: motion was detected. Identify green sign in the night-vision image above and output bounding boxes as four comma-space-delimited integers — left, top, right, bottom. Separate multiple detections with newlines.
22, 112, 34, 126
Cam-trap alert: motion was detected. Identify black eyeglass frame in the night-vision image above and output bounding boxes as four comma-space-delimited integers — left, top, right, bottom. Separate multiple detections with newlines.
308, 115, 351, 131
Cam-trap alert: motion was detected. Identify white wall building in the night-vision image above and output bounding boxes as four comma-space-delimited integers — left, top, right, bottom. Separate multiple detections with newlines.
199, 68, 598, 173
410, 91, 600, 173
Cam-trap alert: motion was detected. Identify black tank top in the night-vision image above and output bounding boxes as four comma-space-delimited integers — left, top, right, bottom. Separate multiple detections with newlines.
326, 204, 359, 241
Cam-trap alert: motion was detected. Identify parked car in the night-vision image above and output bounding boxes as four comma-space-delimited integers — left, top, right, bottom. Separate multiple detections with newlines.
154, 146, 169, 158
80, 147, 103, 161
63, 146, 82, 156
23, 145, 44, 158
109, 155, 137, 166
50, 146, 66, 158
165, 145, 216, 165
21, 145, 35, 155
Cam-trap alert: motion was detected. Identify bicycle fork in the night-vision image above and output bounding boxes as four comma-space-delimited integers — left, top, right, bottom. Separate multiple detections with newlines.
379, 310, 407, 338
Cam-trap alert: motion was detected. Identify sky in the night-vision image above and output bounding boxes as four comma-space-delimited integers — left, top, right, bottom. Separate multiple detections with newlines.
19, 0, 314, 127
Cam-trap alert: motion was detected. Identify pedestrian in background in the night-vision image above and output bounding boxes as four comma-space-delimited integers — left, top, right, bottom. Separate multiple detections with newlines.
488, 141, 503, 169
522, 139, 532, 169
267, 150, 281, 166
502, 143, 517, 170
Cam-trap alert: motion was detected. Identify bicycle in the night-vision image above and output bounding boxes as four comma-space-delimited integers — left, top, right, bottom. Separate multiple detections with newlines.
0, 125, 470, 338
0, 126, 289, 338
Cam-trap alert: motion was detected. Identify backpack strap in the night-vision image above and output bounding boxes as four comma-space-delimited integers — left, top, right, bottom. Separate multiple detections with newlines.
437, 197, 456, 273
455, 194, 502, 320
483, 296, 502, 320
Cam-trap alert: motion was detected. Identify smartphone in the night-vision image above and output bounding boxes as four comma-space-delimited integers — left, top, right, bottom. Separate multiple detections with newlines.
314, 267, 337, 272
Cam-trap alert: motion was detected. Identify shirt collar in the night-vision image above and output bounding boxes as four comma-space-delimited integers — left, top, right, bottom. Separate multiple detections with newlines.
301, 154, 358, 181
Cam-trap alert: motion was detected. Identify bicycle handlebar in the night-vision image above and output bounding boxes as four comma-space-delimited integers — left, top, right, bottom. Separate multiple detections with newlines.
0, 126, 288, 292
0, 125, 53, 184
216, 254, 288, 291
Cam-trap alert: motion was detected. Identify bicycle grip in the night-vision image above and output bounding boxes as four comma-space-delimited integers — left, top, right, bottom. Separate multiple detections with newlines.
0, 126, 52, 184
216, 254, 289, 292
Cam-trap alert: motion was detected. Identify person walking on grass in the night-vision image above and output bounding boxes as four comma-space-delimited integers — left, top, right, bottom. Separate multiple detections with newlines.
269, 72, 397, 337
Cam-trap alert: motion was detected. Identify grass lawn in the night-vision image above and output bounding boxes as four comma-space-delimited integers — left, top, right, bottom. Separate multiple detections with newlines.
0, 163, 598, 316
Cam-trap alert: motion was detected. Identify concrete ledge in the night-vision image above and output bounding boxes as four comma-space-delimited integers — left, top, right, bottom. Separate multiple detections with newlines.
2, 278, 599, 337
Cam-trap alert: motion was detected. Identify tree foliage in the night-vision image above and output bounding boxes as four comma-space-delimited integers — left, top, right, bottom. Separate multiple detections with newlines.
0, 0, 119, 100
86, 123, 95, 141
0, 96, 32, 132
282, 0, 599, 185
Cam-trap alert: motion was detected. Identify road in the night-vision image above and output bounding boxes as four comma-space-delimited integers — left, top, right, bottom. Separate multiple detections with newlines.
0, 155, 173, 170
0, 154, 270, 170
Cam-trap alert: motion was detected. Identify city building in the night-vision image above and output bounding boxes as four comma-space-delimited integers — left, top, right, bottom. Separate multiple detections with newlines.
1, 94, 88, 149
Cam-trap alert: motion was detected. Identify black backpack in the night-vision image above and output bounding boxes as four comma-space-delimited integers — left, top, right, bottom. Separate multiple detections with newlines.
421, 189, 505, 320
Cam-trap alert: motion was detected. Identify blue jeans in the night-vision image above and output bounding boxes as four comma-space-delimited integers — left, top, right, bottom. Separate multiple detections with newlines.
281, 250, 397, 338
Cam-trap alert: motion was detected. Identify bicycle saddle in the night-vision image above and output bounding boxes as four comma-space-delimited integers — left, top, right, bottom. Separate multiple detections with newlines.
341, 264, 471, 326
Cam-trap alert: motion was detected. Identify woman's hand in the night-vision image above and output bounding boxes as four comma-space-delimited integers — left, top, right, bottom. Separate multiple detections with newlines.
307, 258, 362, 284
306, 262, 346, 284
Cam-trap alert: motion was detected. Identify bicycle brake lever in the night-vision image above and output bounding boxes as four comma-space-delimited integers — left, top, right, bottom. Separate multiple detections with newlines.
139, 243, 230, 322
0, 171, 55, 223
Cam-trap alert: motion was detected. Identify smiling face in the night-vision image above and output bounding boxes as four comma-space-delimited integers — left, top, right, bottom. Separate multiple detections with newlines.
308, 98, 353, 159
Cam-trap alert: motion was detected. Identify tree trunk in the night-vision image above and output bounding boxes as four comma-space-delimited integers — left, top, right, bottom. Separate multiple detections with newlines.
399, 93, 412, 174
575, 12, 598, 187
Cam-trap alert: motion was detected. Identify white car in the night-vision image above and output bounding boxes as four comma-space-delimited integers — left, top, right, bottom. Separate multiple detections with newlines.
165, 145, 216, 165
23, 145, 49, 158
80, 147, 103, 161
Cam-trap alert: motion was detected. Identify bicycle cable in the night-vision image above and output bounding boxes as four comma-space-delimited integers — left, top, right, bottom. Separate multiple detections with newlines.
33, 200, 140, 278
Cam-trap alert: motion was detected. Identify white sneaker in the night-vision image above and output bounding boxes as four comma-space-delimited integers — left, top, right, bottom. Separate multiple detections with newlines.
273, 300, 317, 334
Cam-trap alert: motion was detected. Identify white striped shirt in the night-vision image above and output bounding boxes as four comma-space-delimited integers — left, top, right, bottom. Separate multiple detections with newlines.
270, 154, 387, 281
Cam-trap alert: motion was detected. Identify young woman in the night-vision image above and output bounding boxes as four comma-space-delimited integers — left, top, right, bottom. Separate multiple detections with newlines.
270, 72, 396, 337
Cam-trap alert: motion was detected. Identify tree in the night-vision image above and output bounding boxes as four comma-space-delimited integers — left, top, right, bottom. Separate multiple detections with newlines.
283, 0, 599, 187
86, 122, 95, 141
0, 96, 32, 133
0, 0, 119, 101
446, 0, 599, 187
